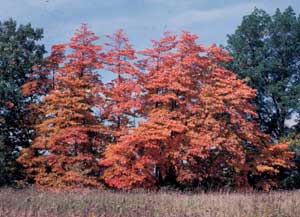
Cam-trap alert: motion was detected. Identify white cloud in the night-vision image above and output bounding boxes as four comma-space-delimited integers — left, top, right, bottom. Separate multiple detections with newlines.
170, 2, 257, 27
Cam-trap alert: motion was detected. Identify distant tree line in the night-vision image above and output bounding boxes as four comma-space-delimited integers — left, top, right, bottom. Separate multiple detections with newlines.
0, 6, 299, 191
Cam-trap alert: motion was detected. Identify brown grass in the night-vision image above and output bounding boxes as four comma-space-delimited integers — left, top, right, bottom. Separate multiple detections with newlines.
0, 188, 299, 217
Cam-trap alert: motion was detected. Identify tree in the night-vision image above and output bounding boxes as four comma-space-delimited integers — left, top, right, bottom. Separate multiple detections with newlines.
226, 7, 300, 139
0, 19, 45, 186
16, 45, 67, 187
179, 45, 292, 191
18, 24, 107, 189
101, 32, 180, 189
103, 29, 141, 139
101, 31, 292, 190
22, 44, 66, 98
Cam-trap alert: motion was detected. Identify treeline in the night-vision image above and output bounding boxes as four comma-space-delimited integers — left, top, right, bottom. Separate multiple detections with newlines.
0, 6, 300, 191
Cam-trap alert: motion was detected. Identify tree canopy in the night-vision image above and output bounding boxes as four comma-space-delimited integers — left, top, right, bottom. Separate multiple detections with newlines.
226, 6, 300, 139
0, 7, 298, 191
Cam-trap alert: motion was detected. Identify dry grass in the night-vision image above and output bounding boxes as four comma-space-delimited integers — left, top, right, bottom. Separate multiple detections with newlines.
0, 188, 299, 217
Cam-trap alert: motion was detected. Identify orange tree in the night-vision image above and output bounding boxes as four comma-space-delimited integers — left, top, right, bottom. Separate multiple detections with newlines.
21, 44, 66, 150
18, 24, 108, 189
103, 29, 142, 139
100, 32, 292, 190
100, 32, 180, 189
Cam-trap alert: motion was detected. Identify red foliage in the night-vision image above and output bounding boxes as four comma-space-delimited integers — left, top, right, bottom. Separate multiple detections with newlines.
100, 32, 292, 190
22, 44, 66, 97
103, 29, 142, 138
19, 26, 292, 191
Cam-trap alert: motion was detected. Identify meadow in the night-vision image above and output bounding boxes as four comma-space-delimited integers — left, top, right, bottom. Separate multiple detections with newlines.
0, 188, 299, 217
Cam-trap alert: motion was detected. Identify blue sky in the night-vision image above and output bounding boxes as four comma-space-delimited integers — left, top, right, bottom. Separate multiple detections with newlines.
1, 0, 299, 52
1, 0, 299, 125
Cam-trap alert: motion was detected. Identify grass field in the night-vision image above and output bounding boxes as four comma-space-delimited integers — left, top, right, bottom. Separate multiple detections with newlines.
0, 188, 299, 217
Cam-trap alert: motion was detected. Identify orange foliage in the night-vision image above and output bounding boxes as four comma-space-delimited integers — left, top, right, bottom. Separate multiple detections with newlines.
18, 24, 108, 190
100, 32, 292, 190
19, 26, 292, 191
103, 29, 142, 138
22, 44, 66, 97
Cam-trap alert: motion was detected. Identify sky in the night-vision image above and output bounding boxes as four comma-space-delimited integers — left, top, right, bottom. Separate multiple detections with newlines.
1, 0, 299, 52
1, 0, 299, 125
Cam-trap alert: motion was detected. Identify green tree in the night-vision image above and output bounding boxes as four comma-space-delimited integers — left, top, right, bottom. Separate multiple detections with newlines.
0, 18, 45, 185
226, 6, 300, 139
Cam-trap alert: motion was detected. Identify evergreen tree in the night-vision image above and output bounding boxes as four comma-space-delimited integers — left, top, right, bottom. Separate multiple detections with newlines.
226, 7, 300, 138
0, 19, 45, 185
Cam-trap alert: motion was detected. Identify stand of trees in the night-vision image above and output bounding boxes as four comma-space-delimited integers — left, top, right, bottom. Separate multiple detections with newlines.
0, 6, 300, 191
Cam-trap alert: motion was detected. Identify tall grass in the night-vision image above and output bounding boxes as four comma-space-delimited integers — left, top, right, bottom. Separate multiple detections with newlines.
0, 188, 299, 217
